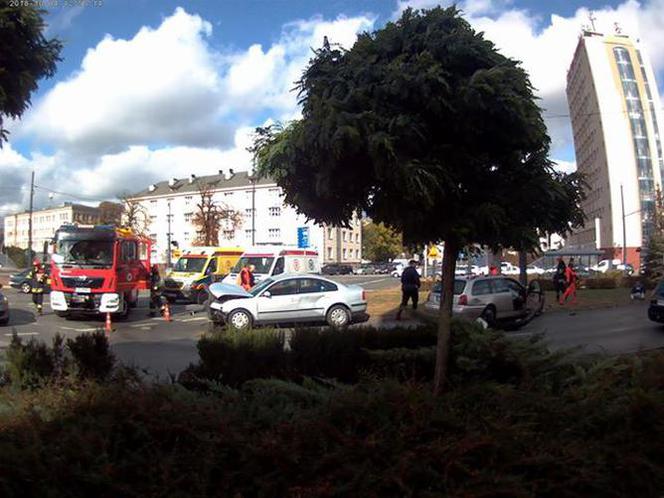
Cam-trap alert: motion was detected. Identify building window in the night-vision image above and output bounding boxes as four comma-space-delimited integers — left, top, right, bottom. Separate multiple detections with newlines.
268, 228, 281, 239
223, 230, 235, 240
149, 233, 157, 243
150, 200, 157, 206
327, 247, 333, 259
327, 228, 333, 240
184, 196, 193, 206
342, 231, 347, 242
343, 248, 347, 260
183, 232, 190, 242
224, 192, 234, 197
269, 207, 281, 217
245, 208, 255, 216
245, 229, 253, 238
356, 249, 360, 259
355, 233, 359, 243
184, 212, 193, 222
150, 215, 156, 222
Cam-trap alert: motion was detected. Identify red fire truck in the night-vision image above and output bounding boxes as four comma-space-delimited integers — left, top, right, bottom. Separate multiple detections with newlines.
49, 224, 151, 318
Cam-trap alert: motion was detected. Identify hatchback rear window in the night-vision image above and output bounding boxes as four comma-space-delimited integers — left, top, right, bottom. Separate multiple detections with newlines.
432, 280, 466, 295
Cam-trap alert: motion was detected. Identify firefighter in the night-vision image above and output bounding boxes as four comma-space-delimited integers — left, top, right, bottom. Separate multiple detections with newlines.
148, 264, 163, 317
29, 260, 47, 315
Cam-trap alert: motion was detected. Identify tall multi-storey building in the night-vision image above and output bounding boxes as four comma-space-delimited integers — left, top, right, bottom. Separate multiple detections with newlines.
127, 170, 362, 266
566, 29, 664, 269
3, 202, 108, 252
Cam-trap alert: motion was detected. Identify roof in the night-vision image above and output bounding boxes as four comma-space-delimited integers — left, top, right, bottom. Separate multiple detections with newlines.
128, 171, 276, 199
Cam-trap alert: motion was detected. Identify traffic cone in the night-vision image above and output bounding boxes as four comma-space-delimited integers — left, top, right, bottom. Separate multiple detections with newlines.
105, 312, 112, 335
163, 302, 172, 322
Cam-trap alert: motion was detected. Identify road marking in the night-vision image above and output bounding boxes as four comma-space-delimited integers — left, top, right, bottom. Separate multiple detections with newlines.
129, 323, 156, 329
57, 326, 99, 332
180, 316, 207, 322
4, 332, 39, 337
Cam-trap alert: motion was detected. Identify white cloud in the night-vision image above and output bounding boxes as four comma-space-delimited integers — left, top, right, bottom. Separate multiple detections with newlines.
553, 159, 577, 174
22, 7, 229, 155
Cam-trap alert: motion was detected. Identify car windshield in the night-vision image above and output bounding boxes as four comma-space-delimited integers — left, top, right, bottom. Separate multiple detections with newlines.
231, 256, 275, 274
173, 257, 207, 273
56, 240, 114, 267
654, 281, 664, 298
249, 278, 274, 296
432, 280, 466, 295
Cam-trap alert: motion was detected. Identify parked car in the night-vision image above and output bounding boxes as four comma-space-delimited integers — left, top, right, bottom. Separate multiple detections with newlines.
391, 265, 422, 278
424, 276, 542, 328
207, 274, 369, 330
373, 262, 394, 274
354, 264, 376, 275
321, 263, 354, 275
648, 279, 664, 323
9, 269, 33, 294
526, 264, 545, 275
0, 284, 9, 326
500, 262, 521, 275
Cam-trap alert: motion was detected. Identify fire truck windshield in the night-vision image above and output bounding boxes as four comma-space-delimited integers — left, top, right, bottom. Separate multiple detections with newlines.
56, 240, 114, 267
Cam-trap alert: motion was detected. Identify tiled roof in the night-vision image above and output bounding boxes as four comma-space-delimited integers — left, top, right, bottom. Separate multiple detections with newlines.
128, 171, 275, 199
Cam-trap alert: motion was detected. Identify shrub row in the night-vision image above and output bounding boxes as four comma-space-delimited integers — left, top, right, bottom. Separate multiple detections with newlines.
0, 349, 662, 497
180, 321, 568, 389
2, 331, 116, 388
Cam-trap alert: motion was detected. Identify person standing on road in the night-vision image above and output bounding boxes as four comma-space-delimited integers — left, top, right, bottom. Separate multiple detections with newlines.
29, 261, 46, 315
238, 263, 254, 291
396, 260, 421, 321
553, 257, 567, 301
560, 258, 578, 305
148, 265, 162, 317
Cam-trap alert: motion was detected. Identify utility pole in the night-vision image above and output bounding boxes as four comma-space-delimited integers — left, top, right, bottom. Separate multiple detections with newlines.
621, 184, 627, 266
167, 199, 172, 268
251, 176, 256, 246
27, 170, 35, 263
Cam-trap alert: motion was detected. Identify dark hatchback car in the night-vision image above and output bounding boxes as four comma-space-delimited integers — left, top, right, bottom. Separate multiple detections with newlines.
648, 280, 664, 323
321, 264, 354, 275
9, 268, 51, 294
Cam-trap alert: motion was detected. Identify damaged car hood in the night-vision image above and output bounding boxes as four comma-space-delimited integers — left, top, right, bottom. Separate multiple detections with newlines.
208, 282, 252, 300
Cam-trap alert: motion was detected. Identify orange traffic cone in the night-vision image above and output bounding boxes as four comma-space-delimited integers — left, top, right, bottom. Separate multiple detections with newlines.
163, 302, 172, 322
105, 312, 112, 334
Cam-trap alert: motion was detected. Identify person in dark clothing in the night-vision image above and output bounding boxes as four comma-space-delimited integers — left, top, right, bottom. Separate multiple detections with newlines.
396, 260, 421, 321
553, 257, 567, 301
148, 265, 163, 317
29, 262, 47, 315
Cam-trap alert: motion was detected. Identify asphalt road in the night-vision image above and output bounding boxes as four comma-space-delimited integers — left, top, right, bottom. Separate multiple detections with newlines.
1, 282, 662, 379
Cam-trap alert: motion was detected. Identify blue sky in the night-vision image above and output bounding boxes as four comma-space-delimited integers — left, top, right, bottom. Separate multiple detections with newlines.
1, 0, 663, 214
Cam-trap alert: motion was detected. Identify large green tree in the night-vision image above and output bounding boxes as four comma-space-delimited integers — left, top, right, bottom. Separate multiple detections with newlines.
362, 221, 403, 261
0, 1, 62, 143
643, 188, 664, 280
253, 7, 585, 394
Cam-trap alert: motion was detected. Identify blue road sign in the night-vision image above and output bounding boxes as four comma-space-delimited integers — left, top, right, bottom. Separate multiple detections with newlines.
297, 227, 310, 248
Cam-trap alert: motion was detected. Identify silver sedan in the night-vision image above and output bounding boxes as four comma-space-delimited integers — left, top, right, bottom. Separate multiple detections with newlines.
207, 273, 369, 330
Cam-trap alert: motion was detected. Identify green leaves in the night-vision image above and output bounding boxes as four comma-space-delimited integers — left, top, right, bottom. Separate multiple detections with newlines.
252, 5, 585, 250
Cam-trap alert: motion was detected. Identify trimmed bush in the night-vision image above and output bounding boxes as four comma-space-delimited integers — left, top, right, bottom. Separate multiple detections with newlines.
182, 329, 287, 387
66, 331, 115, 381
3, 333, 57, 388
582, 277, 617, 289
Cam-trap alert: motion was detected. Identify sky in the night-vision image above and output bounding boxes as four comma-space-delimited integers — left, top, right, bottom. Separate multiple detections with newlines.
1, 0, 664, 217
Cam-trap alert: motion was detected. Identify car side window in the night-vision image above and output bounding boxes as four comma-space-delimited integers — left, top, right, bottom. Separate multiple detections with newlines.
505, 279, 524, 294
472, 280, 492, 296
205, 258, 217, 275
298, 278, 338, 293
273, 257, 285, 275
268, 279, 299, 296
492, 279, 512, 294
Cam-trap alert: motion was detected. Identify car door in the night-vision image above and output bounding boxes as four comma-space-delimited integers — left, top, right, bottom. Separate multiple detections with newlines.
256, 278, 300, 323
490, 278, 520, 318
296, 278, 335, 321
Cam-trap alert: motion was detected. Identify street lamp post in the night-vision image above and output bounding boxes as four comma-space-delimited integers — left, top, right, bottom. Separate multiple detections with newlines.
621, 184, 627, 266
251, 176, 256, 246
167, 199, 172, 268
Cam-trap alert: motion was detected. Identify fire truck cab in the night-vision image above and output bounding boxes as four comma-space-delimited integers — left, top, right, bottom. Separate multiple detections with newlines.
49, 225, 151, 317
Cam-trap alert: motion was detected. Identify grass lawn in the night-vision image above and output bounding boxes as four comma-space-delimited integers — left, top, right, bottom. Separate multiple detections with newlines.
367, 286, 636, 320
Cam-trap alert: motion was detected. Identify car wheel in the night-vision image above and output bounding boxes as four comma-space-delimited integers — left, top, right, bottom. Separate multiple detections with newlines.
326, 304, 350, 329
21, 282, 32, 294
228, 309, 252, 331
479, 306, 496, 328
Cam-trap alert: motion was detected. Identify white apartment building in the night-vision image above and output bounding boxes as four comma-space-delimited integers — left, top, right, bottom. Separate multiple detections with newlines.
3, 203, 103, 253
127, 170, 362, 266
566, 29, 664, 269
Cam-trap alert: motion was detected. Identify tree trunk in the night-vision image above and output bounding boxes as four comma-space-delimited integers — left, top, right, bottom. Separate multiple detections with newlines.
433, 237, 458, 396
518, 251, 527, 287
